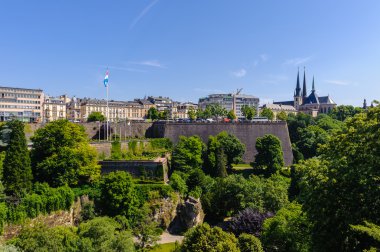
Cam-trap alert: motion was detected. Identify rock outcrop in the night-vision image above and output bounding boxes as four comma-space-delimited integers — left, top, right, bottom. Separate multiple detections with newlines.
168, 196, 204, 234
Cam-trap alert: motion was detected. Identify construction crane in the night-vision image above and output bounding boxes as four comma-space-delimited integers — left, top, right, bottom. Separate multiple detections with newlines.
233, 88, 243, 117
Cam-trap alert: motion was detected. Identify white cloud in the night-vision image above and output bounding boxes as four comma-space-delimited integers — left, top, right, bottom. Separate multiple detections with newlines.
283, 56, 312, 66
129, 60, 166, 69
231, 68, 247, 78
101, 65, 147, 73
325, 80, 349, 86
130, 0, 159, 29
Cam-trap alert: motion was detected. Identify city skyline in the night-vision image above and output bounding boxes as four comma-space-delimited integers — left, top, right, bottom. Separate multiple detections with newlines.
1, 1, 380, 106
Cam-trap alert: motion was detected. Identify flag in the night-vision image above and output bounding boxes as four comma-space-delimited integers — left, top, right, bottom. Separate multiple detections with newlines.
103, 70, 109, 87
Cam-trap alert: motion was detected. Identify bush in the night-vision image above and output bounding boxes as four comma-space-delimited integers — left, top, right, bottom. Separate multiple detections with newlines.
227, 208, 273, 237
177, 223, 239, 252
238, 233, 264, 252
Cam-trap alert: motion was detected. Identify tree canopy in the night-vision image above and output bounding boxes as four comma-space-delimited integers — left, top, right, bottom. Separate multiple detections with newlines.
254, 134, 284, 175
296, 106, 380, 251
31, 120, 100, 186
87, 111, 106, 122
3, 120, 33, 197
171, 136, 205, 172
260, 108, 274, 120
241, 105, 256, 120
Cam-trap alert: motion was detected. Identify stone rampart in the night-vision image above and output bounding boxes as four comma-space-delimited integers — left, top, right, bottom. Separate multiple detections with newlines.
153, 122, 293, 166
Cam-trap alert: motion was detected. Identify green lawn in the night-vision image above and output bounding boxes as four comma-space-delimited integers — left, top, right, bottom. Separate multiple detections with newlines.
149, 242, 176, 252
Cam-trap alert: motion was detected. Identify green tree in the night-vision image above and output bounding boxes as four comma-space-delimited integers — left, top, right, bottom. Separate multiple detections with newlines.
188, 107, 197, 121
241, 105, 256, 120
169, 172, 188, 196
172, 136, 205, 172
260, 107, 274, 120
202, 174, 289, 221
147, 107, 159, 120
134, 213, 162, 251
297, 106, 380, 252
3, 120, 33, 197
238, 233, 264, 252
227, 110, 237, 120
254, 134, 284, 176
276, 111, 288, 121
13, 223, 79, 252
177, 223, 239, 252
87, 111, 106, 122
204, 135, 228, 178
31, 120, 100, 186
329, 105, 363, 121
96, 171, 140, 220
216, 131, 245, 169
206, 104, 227, 120
78, 217, 135, 252
158, 110, 169, 120
262, 202, 311, 252
296, 125, 328, 159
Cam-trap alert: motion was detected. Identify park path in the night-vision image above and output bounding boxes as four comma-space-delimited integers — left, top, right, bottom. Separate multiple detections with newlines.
157, 231, 184, 244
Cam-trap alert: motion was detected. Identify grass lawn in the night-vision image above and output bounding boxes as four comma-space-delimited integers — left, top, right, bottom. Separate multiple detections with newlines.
149, 242, 176, 252
232, 163, 253, 169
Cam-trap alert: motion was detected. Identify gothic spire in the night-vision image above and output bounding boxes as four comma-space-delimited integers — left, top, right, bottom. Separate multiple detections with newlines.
302, 67, 307, 98
363, 98, 367, 110
295, 68, 301, 97
312, 76, 315, 92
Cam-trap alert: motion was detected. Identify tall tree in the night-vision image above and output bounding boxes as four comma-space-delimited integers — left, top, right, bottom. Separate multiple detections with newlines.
147, 107, 159, 120
3, 120, 33, 197
241, 105, 256, 120
172, 136, 205, 172
254, 134, 284, 176
297, 106, 380, 251
260, 107, 274, 120
96, 171, 140, 220
204, 135, 228, 177
216, 131, 245, 169
31, 120, 100, 186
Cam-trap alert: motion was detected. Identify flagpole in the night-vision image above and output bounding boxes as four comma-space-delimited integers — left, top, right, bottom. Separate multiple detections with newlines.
106, 82, 109, 141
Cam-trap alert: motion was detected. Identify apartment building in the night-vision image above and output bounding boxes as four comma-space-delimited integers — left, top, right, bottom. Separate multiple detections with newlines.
0, 86, 44, 122
43, 95, 70, 122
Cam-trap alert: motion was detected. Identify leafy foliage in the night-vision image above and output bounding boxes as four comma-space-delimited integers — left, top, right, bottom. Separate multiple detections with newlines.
96, 171, 140, 221
329, 105, 363, 121
3, 120, 33, 197
262, 202, 311, 252
172, 136, 205, 172
296, 107, 380, 251
238, 233, 264, 252
241, 105, 256, 120
31, 120, 100, 186
202, 174, 289, 221
276, 111, 288, 121
227, 208, 273, 236
147, 107, 159, 120
227, 110, 237, 120
87, 111, 106, 122
254, 134, 284, 176
176, 223, 239, 252
260, 107, 274, 120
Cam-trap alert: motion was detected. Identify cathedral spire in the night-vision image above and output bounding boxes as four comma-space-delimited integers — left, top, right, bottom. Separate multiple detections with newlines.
302, 67, 307, 98
295, 67, 301, 97
312, 76, 315, 92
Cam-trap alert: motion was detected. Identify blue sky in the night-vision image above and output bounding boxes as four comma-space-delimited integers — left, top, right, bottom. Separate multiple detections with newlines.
1, 1, 379, 106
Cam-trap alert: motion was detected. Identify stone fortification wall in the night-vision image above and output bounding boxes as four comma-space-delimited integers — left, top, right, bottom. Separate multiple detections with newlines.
26, 122, 154, 140
154, 122, 293, 166
78, 122, 154, 139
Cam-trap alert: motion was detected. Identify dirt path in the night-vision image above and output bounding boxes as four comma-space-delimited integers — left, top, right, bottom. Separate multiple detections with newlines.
157, 231, 184, 244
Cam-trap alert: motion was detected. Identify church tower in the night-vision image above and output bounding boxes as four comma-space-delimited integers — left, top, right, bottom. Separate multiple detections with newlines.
302, 67, 307, 99
293, 68, 302, 110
